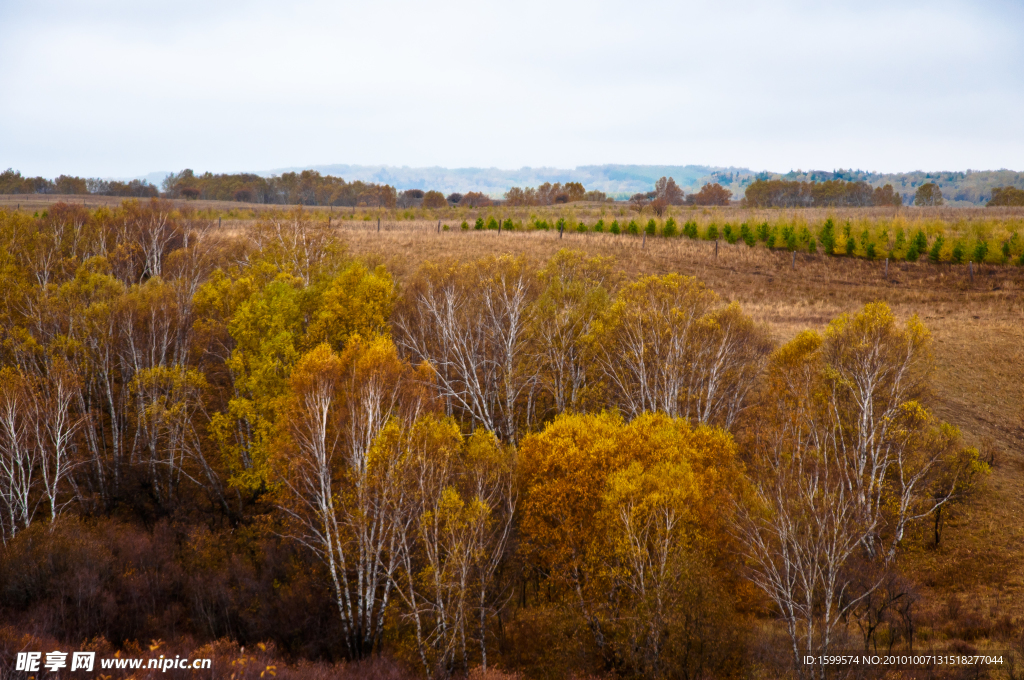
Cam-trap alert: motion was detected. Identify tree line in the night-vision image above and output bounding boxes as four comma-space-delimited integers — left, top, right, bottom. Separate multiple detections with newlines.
11, 166, 1024, 214
0, 200, 990, 679
742, 178, 904, 207
0, 168, 159, 197
988, 186, 1024, 206
503, 182, 611, 205
162, 169, 400, 207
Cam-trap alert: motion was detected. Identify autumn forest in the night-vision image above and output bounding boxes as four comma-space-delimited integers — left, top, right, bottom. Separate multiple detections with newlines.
0, 198, 1020, 680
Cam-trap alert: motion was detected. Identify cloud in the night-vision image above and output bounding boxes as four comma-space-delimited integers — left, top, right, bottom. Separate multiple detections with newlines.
1, 0, 1021, 176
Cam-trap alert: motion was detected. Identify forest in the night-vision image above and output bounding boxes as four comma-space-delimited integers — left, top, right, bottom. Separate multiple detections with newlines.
0, 200, 1020, 680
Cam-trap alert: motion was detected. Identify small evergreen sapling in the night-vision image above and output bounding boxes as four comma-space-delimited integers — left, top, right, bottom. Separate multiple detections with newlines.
973, 240, 988, 263
951, 241, 965, 264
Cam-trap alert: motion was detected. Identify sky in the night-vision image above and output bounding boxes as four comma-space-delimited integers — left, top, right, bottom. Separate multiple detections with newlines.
1, 0, 1022, 179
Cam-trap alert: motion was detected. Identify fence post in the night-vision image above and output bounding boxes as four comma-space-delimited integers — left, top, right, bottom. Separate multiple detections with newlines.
969, 261, 974, 282
885, 257, 889, 278
715, 239, 718, 258
642, 231, 646, 248
377, 217, 380, 233
437, 219, 441, 234
792, 251, 795, 269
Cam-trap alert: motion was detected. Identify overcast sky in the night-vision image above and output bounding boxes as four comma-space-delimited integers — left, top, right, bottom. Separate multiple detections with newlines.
2, 0, 1022, 178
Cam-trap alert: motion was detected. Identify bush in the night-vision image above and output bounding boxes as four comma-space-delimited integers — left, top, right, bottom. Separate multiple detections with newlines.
740, 223, 755, 246
766, 228, 777, 249
951, 240, 965, 264
683, 220, 699, 239
461, 220, 469, 231
929, 235, 945, 263
866, 242, 876, 260
973, 239, 988, 263
913, 229, 928, 253
781, 225, 796, 251
662, 217, 677, 237
486, 217, 499, 230
576, 222, 588, 233
610, 220, 621, 235
819, 217, 836, 255
646, 219, 657, 236
706, 224, 719, 240
594, 219, 605, 233
799, 226, 812, 246
845, 235, 856, 256
756, 222, 770, 241
724, 224, 739, 244
905, 244, 920, 261
556, 217, 566, 233
627, 220, 639, 235
474, 218, 484, 230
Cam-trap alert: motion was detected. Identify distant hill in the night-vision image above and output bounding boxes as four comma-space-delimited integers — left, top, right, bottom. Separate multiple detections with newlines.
264, 164, 750, 199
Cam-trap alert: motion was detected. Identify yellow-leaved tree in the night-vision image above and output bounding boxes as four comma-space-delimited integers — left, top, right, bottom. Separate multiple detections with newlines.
593, 274, 770, 429
530, 249, 615, 415
518, 411, 745, 678
384, 421, 515, 679
204, 255, 396, 496
737, 303, 987, 677
278, 335, 431, 661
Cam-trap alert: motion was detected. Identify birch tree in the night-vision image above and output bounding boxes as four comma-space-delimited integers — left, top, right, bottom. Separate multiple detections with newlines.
594, 274, 769, 428
738, 306, 985, 679
0, 368, 38, 543
281, 336, 429, 660
386, 420, 516, 678
519, 411, 742, 677
395, 255, 537, 442
531, 250, 614, 415
29, 358, 81, 521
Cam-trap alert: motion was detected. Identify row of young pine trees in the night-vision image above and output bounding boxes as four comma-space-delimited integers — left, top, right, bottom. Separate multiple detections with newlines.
0, 201, 984, 680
